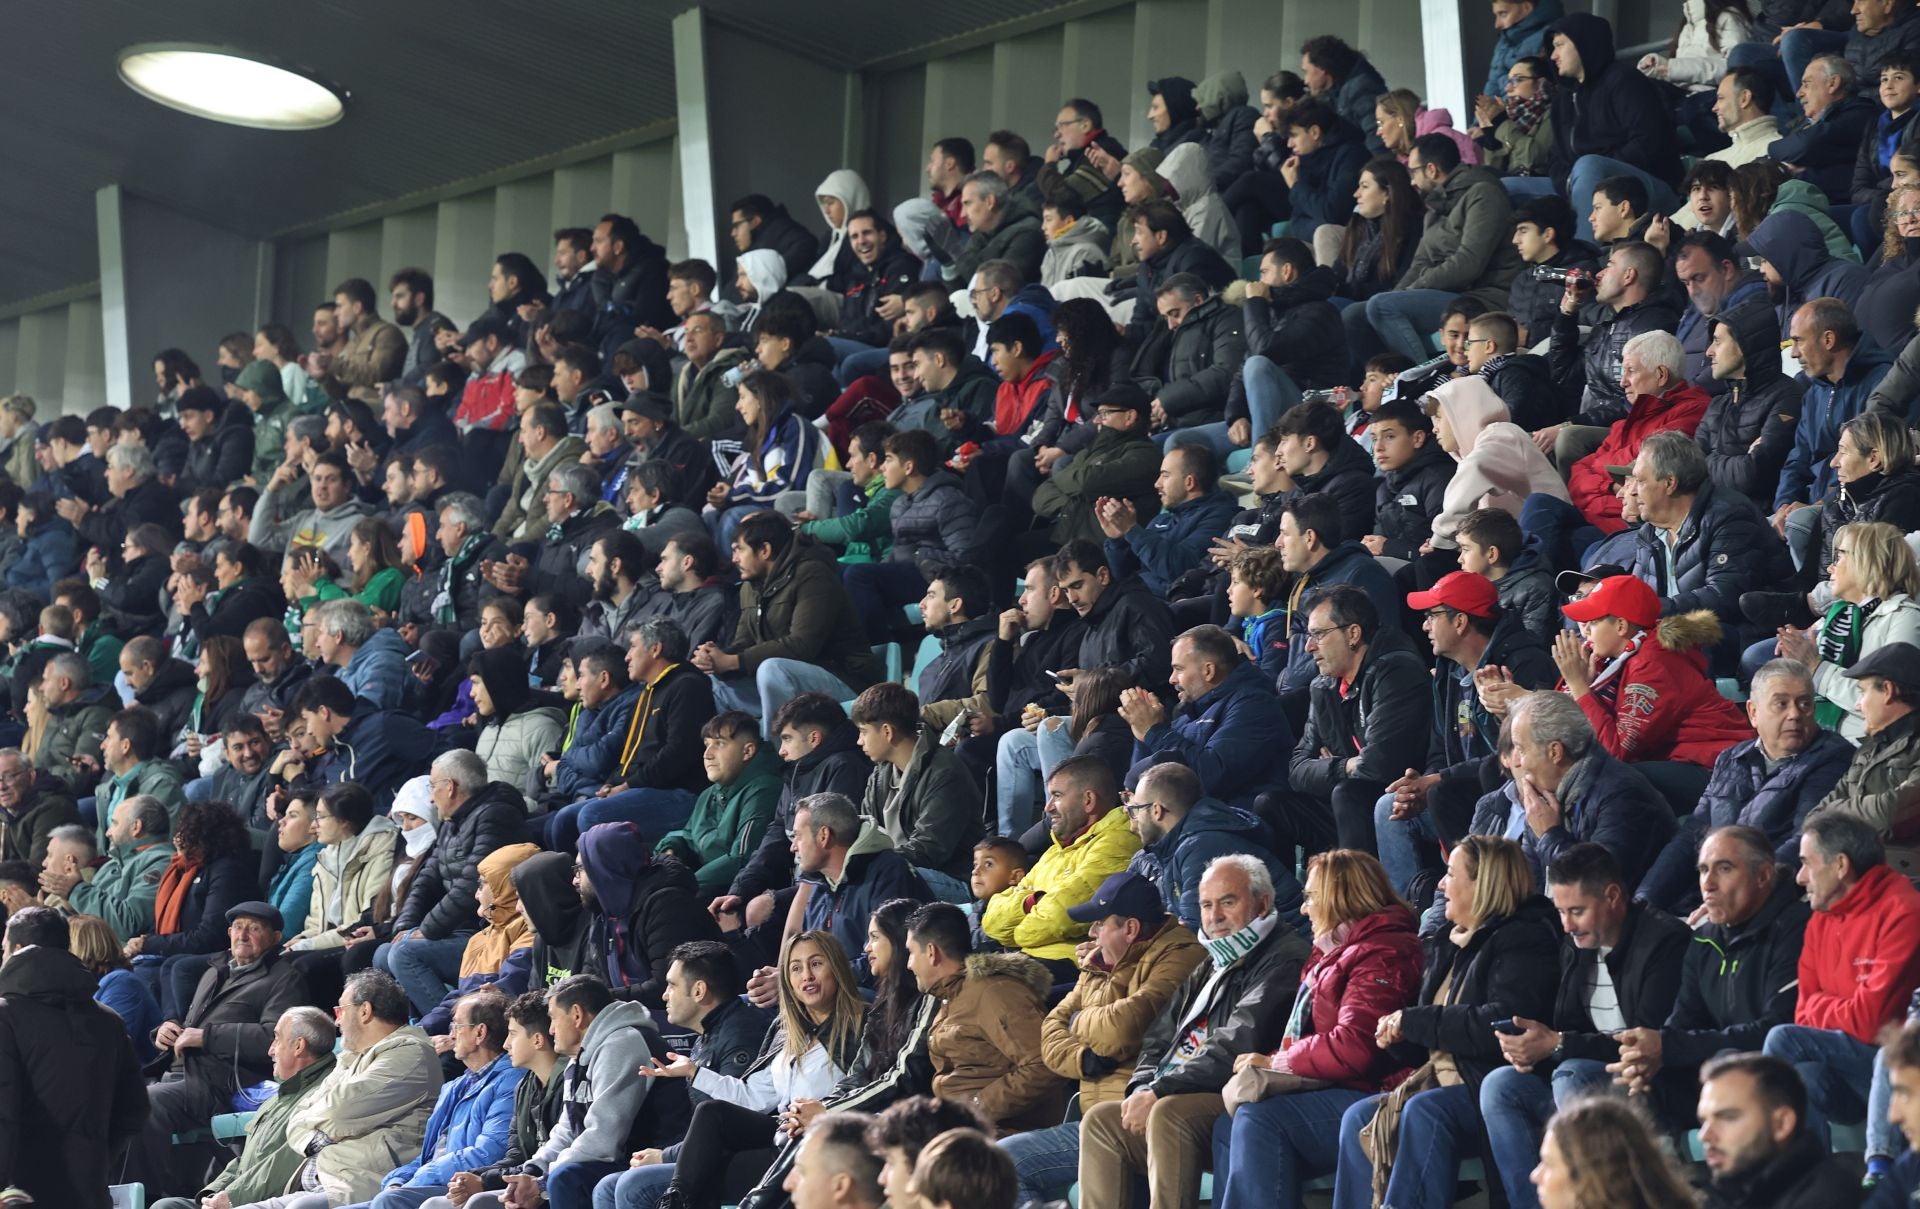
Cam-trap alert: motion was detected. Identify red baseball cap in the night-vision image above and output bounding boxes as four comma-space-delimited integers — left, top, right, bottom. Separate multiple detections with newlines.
1407, 571, 1499, 619
1559, 575, 1660, 628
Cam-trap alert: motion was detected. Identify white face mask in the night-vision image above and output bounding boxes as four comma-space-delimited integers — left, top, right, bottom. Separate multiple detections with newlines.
398, 818, 437, 859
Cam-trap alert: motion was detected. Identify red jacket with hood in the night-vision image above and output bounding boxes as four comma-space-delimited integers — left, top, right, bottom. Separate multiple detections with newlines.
1570, 611, 1754, 766
1797, 863, 1920, 1044
994, 349, 1062, 436
1568, 382, 1712, 532
1271, 905, 1425, 1090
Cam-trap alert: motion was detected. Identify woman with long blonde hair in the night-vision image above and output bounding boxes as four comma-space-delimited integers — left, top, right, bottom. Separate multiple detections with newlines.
622, 932, 866, 1208
1777, 519, 1920, 739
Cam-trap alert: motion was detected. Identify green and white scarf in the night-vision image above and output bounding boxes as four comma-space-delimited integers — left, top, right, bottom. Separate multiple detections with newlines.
1201, 909, 1280, 972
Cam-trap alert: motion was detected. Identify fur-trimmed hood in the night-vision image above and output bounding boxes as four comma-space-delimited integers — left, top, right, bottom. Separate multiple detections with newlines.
1653, 608, 1723, 654
960, 950, 1054, 1002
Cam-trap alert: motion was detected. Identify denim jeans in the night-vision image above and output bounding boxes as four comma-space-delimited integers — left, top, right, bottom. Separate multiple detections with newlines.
993, 719, 1081, 836
1519, 492, 1605, 572
1160, 424, 1241, 461
710, 659, 855, 722
707, 503, 762, 553
594, 1163, 673, 1209
842, 559, 930, 643
575, 786, 699, 842
549, 1160, 629, 1209
1480, 1060, 1612, 1209
1211, 1087, 1366, 1209
1780, 29, 1851, 101
918, 867, 974, 904
374, 931, 475, 1015
1364, 289, 1459, 363
1000, 1121, 1083, 1207
1374, 791, 1442, 898
1765, 1024, 1877, 1147
1334, 1085, 1480, 1209
1242, 354, 1304, 438
839, 346, 891, 388
1567, 157, 1680, 242
184, 775, 215, 803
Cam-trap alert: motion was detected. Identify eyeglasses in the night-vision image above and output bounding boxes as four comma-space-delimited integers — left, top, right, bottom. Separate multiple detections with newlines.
1892, 208, 1920, 221
1123, 799, 1157, 815
1507, 74, 1540, 84
1304, 624, 1350, 646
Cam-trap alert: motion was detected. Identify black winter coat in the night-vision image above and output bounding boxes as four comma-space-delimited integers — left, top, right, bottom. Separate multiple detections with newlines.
0, 947, 148, 1209
1663, 876, 1809, 1069
396, 781, 530, 939
1287, 118, 1369, 231
1700, 1129, 1863, 1209
528, 505, 622, 609
77, 476, 182, 551
1480, 353, 1562, 432
1696, 300, 1805, 509
100, 550, 170, 636
750, 207, 823, 283
1279, 435, 1378, 545
591, 242, 675, 363
833, 247, 922, 347
1073, 576, 1175, 701
1548, 902, 1691, 1063
1290, 627, 1431, 797
1768, 95, 1877, 205
1134, 295, 1246, 426
187, 577, 288, 643
1393, 896, 1562, 1092
1812, 465, 1920, 577
1630, 481, 1795, 623
179, 406, 255, 493
1505, 242, 1601, 346
141, 851, 255, 958
170, 948, 309, 1097
1549, 296, 1684, 425
1339, 215, 1425, 302
1373, 440, 1455, 560
728, 721, 872, 901
1229, 268, 1350, 414
1124, 234, 1238, 345
1545, 14, 1682, 192
985, 612, 1088, 721
609, 661, 715, 796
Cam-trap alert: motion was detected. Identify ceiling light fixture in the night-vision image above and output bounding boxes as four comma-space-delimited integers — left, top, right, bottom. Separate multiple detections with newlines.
117, 43, 346, 131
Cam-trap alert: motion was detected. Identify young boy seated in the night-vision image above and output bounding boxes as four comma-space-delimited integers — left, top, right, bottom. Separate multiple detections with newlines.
1226, 546, 1289, 681
1040, 193, 1110, 286
1341, 352, 1415, 454
1588, 174, 1650, 247
1455, 506, 1557, 646
800, 421, 902, 565
967, 836, 1030, 951
1506, 194, 1598, 347
1363, 399, 1454, 568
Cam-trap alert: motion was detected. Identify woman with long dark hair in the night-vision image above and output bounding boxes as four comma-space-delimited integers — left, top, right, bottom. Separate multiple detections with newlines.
132, 798, 258, 1019
1006, 298, 1127, 510
1339, 158, 1422, 303
708, 369, 820, 550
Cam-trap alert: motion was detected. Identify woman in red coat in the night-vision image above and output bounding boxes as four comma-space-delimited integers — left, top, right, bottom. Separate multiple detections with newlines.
1556, 574, 1754, 805
1208, 849, 1424, 1209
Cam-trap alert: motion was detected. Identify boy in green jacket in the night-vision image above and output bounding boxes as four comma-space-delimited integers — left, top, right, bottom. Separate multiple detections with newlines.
654, 711, 783, 894
799, 421, 902, 565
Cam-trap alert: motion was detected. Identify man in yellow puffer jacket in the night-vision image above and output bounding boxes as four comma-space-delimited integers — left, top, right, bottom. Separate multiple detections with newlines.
981, 754, 1142, 970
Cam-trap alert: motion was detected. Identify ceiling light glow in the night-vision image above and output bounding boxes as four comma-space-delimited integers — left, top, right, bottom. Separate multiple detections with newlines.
118, 45, 345, 131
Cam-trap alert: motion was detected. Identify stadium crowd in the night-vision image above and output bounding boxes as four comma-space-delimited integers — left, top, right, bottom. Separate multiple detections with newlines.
20, 5, 1920, 1209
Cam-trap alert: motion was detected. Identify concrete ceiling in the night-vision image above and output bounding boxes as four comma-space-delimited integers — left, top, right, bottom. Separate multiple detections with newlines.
0, 0, 1085, 311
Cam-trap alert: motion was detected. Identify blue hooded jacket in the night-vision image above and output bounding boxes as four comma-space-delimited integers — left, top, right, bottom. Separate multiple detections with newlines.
1485, 0, 1564, 97
339, 626, 411, 711
1130, 658, 1295, 808
1104, 488, 1239, 597
1778, 336, 1893, 508
578, 821, 721, 1006
1126, 795, 1303, 933
316, 699, 444, 810
386, 1051, 525, 1187
552, 680, 643, 802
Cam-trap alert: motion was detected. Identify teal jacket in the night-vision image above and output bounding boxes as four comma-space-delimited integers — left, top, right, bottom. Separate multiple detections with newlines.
268, 841, 322, 933
654, 745, 783, 894
68, 837, 175, 941
801, 477, 902, 564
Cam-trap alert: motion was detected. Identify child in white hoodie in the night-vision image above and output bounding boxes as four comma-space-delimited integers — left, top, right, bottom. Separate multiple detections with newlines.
1423, 376, 1568, 551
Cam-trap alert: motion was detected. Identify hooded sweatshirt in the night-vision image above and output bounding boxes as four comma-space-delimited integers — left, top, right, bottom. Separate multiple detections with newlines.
525, 998, 661, 1173
1158, 143, 1239, 264
810, 168, 872, 283
1546, 13, 1682, 192
515, 851, 591, 990
1429, 377, 1569, 548
1745, 208, 1872, 331
737, 248, 789, 330
579, 821, 722, 1005
1148, 77, 1203, 152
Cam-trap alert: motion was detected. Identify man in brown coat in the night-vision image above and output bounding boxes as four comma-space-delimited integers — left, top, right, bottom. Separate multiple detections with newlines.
318, 277, 407, 405
999, 871, 1206, 1204
903, 901, 1066, 1135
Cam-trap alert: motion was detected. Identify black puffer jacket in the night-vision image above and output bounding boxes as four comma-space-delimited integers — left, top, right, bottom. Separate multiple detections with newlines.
1549, 294, 1684, 425
1479, 352, 1562, 432
394, 780, 530, 940
1285, 116, 1369, 232
984, 611, 1087, 721
1197, 70, 1261, 192
833, 246, 922, 347
1135, 294, 1247, 427
1505, 241, 1602, 346
1696, 300, 1806, 509
590, 240, 675, 362
1279, 435, 1379, 545
1339, 215, 1425, 302
1290, 627, 1430, 798
1545, 13, 1682, 192
1074, 575, 1175, 699
1123, 233, 1238, 344
1630, 481, 1796, 623
1812, 465, 1920, 576
1229, 268, 1349, 415
179, 403, 255, 493
1329, 56, 1391, 150
1374, 439, 1455, 560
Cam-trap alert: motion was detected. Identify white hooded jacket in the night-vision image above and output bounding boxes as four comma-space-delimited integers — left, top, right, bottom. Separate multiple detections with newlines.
809, 169, 873, 282
1429, 376, 1569, 548
738, 248, 790, 331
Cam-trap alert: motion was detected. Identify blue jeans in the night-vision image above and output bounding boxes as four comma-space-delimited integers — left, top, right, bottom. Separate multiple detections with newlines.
1243, 354, 1303, 439
1480, 1060, 1612, 1209
1765, 1024, 1876, 1147
842, 559, 928, 643
374, 931, 474, 1015
1520, 492, 1604, 573
839, 346, 891, 388
707, 504, 762, 553
1000, 1121, 1082, 1207
184, 775, 214, 803
1781, 29, 1851, 102
1212, 1087, 1366, 1209
575, 786, 699, 843
710, 659, 855, 722
918, 867, 973, 904
595, 1163, 674, 1209
1335, 1085, 1481, 1209
1568, 157, 1679, 242
1364, 289, 1458, 363
550, 1160, 629, 1209
1374, 791, 1441, 898
993, 720, 1081, 837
